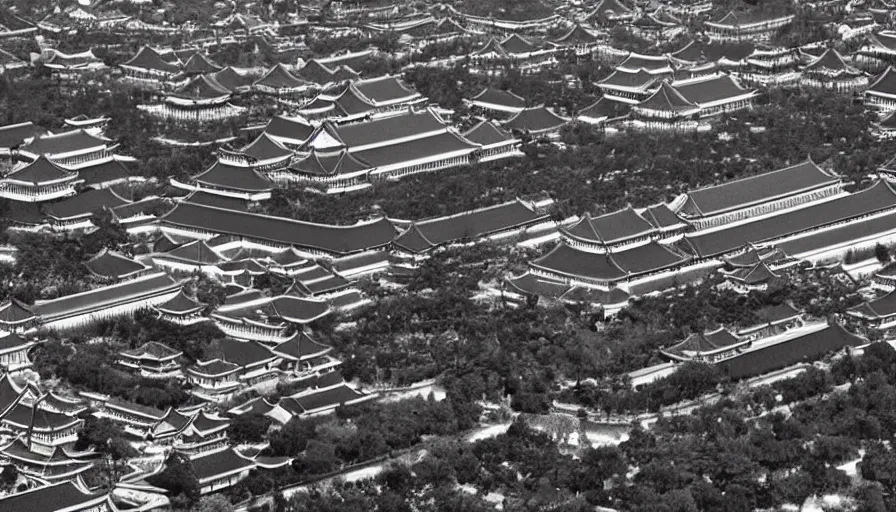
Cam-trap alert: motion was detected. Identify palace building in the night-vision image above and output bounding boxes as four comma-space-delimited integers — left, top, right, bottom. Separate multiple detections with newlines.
0, 333, 35, 372
800, 48, 868, 92
152, 289, 208, 325
84, 248, 151, 282
865, 66, 896, 110
0, 156, 78, 202
252, 63, 316, 97
29, 272, 183, 331
597, 69, 664, 104
660, 327, 750, 363
503, 106, 570, 139
704, 10, 795, 42
190, 448, 255, 494
118, 341, 184, 379
847, 291, 896, 331
674, 159, 842, 230
855, 31, 896, 72
465, 87, 528, 117
161, 202, 398, 258
392, 199, 554, 258
0, 480, 115, 511
330, 75, 425, 120
470, 34, 558, 75
141, 74, 246, 123
580, 0, 635, 25
551, 24, 602, 55
18, 129, 118, 169
170, 160, 273, 201
0, 298, 39, 333
296, 59, 360, 88
560, 204, 689, 253
120, 46, 183, 89
211, 295, 331, 342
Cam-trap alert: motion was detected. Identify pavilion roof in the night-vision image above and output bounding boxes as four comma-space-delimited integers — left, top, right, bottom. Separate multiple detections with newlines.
270, 331, 332, 361
122, 46, 180, 74
288, 149, 370, 178
470, 87, 527, 108
531, 241, 690, 281
190, 161, 273, 192
5, 156, 77, 185
563, 206, 655, 245
0, 121, 46, 149
154, 289, 206, 315
44, 188, 131, 221
636, 81, 697, 113
464, 120, 516, 146
20, 129, 111, 157
121, 341, 182, 361
661, 328, 745, 360
254, 63, 313, 89
503, 106, 570, 133
84, 248, 149, 280
0, 298, 37, 326
848, 291, 896, 319
239, 133, 293, 162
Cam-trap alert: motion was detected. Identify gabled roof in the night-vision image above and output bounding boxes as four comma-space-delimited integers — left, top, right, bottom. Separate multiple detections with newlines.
434, 17, 466, 34
553, 23, 601, 45
84, 249, 149, 280
312, 108, 448, 149
661, 327, 745, 360
617, 52, 671, 72
503, 106, 570, 133
531, 241, 690, 281
171, 74, 231, 100
191, 161, 273, 193
211, 67, 253, 91
269, 296, 331, 324
43, 188, 131, 220
865, 31, 896, 52
868, 66, 896, 96
708, 9, 794, 28
500, 33, 536, 54
673, 74, 754, 105
0, 481, 109, 512
727, 261, 779, 285
469, 87, 527, 108
3, 402, 81, 431
162, 203, 398, 255
584, 0, 633, 20
20, 129, 111, 157
0, 333, 33, 353
289, 384, 365, 413
804, 48, 860, 74
239, 133, 293, 162
848, 291, 896, 319
474, 37, 509, 58
154, 289, 206, 315
182, 52, 222, 75
679, 159, 838, 218
122, 46, 180, 74
121, 341, 182, 361
270, 331, 332, 361
463, 121, 517, 146
191, 410, 230, 435
0, 298, 37, 326
188, 358, 241, 377
641, 204, 686, 230
190, 448, 255, 484
5, 156, 77, 185
31, 273, 181, 323
263, 115, 315, 145
254, 63, 313, 90
636, 81, 697, 113
160, 240, 226, 265
353, 75, 420, 103
578, 97, 630, 120
0, 121, 46, 149
288, 149, 370, 178
717, 323, 863, 380
76, 158, 131, 188
213, 337, 277, 368
563, 206, 655, 245
297, 59, 338, 85
598, 68, 662, 90
682, 180, 896, 258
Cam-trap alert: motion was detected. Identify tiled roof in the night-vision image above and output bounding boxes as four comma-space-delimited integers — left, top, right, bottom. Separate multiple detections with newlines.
352, 130, 479, 168
154, 290, 205, 315
354, 75, 419, 103
254, 63, 312, 89
679, 159, 838, 218
662, 328, 744, 359
673, 74, 753, 105
503, 106, 570, 133
239, 133, 293, 162
636, 81, 696, 113
190, 448, 255, 483
470, 87, 527, 108
291, 384, 364, 412
683, 180, 896, 258
531, 241, 690, 280
161, 202, 398, 255
0, 121, 46, 149
270, 331, 331, 361
319, 108, 447, 149
263, 115, 315, 145
191, 161, 273, 193
717, 324, 863, 380
76, 158, 131, 188
84, 249, 148, 280
211, 67, 253, 91
121, 341, 182, 360
0, 481, 108, 512
182, 52, 222, 75
160, 240, 226, 265
20, 129, 110, 157
288, 149, 370, 178
44, 188, 130, 220
0, 298, 37, 326
463, 121, 516, 146
31, 273, 180, 322
848, 291, 896, 319
867, 66, 896, 96
122, 46, 180, 74
5, 156, 76, 184
564, 206, 655, 245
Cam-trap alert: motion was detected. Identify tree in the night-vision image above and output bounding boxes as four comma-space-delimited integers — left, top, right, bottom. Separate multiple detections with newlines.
147, 452, 200, 507
876, 243, 890, 263
860, 443, 896, 489
192, 494, 234, 512
227, 414, 272, 444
